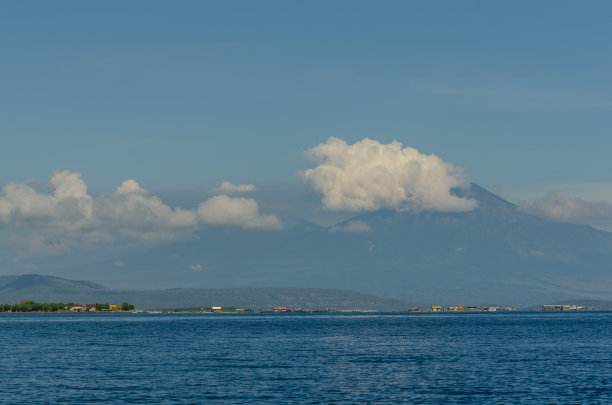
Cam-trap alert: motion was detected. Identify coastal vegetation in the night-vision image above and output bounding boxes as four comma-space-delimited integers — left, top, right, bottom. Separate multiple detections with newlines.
0, 300, 134, 312
1, 300, 77, 312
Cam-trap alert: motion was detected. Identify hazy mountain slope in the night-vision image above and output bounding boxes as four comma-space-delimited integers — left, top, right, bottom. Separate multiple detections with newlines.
0, 275, 412, 311
336, 183, 612, 303
0, 274, 108, 293
0, 276, 20, 288
46, 184, 612, 307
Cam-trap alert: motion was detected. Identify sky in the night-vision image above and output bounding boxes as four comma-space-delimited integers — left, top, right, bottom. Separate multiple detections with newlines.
1, 1, 612, 271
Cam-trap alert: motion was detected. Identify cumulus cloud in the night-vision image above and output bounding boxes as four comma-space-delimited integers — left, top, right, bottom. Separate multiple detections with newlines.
197, 195, 282, 230
96, 183, 198, 231
116, 179, 147, 195
0, 170, 93, 229
214, 181, 257, 194
330, 220, 373, 233
189, 264, 203, 271
522, 192, 612, 229
302, 137, 477, 212
0, 170, 282, 257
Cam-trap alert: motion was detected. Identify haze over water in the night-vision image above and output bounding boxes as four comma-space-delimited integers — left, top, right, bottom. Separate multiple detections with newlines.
2, 312, 611, 403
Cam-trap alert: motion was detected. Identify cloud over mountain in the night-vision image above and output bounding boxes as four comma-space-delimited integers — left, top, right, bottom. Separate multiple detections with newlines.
522, 192, 612, 229
0, 171, 281, 256
197, 195, 282, 230
302, 137, 477, 213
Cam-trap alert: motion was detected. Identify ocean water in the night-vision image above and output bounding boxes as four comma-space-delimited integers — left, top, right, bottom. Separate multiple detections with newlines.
1, 312, 611, 404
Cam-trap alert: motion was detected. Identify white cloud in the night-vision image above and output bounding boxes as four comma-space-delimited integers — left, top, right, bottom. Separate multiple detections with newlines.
95, 184, 198, 231
113, 261, 125, 267
330, 220, 373, 233
521, 192, 612, 230
0, 171, 282, 257
214, 181, 257, 194
0, 170, 93, 229
116, 179, 147, 195
189, 264, 203, 271
506, 181, 612, 202
197, 195, 282, 230
302, 137, 477, 212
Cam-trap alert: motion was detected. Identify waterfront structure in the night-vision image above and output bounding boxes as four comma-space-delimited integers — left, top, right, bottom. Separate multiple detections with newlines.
542, 304, 585, 311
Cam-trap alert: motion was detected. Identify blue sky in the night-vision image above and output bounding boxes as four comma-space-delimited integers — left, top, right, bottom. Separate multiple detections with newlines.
2, 1, 611, 191
1, 1, 612, 267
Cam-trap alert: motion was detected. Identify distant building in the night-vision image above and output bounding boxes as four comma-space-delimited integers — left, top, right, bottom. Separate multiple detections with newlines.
273, 307, 293, 312
109, 305, 120, 311
431, 306, 441, 312
542, 304, 585, 311
212, 306, 222, 312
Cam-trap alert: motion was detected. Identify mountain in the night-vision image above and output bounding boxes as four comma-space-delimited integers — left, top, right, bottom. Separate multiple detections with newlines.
0, 274, 412, 311
0, 274, 107, 293
42, 184, 612, 307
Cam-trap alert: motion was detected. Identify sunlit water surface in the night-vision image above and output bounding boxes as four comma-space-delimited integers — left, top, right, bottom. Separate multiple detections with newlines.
1, 312, 611, 403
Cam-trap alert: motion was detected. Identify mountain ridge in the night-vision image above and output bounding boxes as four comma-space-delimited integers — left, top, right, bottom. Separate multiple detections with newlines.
0, 274, 413, 311
12, 183, 612, 307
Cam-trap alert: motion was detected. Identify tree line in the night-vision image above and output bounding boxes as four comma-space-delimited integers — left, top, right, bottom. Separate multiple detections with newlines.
0, 300, 135, 312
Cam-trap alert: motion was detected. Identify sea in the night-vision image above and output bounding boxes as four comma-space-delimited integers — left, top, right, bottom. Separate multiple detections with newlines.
1, 312, 611, 404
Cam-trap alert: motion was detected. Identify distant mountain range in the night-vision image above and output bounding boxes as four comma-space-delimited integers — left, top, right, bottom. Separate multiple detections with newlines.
0, 274, 412, 311
29, 184, 612, 307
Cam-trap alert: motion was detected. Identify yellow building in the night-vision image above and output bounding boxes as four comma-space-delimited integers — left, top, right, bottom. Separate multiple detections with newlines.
109, 304, 120, 311
431, 306, 441, 312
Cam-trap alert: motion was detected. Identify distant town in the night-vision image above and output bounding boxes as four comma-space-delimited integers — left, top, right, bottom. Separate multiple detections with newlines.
410, 304, 588, 312
0, 300, 596, 313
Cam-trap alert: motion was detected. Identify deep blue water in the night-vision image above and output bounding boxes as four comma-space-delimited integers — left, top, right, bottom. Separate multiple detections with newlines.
1, 312, 611, 404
